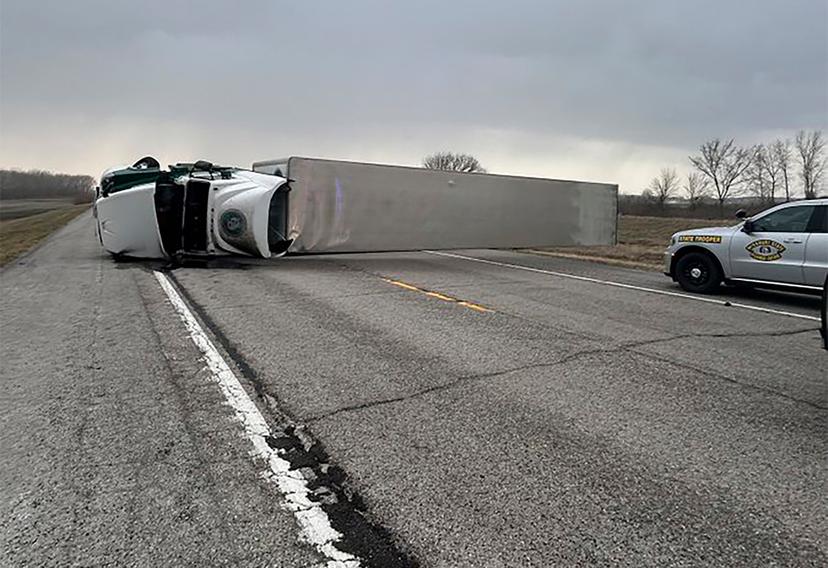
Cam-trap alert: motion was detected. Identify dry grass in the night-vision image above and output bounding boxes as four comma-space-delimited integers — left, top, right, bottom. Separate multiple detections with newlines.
0, 205, 89, 266
0, 198, 79, 221
529, 215, 734, 270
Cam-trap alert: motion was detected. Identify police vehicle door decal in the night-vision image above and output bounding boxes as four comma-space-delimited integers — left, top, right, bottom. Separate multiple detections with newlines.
746, 239, 786, 261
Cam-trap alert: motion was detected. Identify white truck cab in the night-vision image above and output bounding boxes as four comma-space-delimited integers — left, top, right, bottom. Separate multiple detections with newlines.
95, 159, 291, 260
664, 199, 828, 294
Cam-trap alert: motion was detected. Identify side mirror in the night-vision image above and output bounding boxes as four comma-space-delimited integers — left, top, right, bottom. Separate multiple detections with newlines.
735, 209, 747, 219
742, 219, 754, 233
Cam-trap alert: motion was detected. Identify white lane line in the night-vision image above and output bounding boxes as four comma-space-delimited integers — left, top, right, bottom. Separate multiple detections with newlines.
424, 250, 820, 322
154, 271, 360, 568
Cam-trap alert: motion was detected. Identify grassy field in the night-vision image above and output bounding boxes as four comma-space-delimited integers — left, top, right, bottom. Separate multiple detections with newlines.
0, 204, 89, 266
0, 198, 82, 221
529, 215, 734, 270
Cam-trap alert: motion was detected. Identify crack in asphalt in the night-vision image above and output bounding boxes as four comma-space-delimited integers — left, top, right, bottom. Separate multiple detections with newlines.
307, 326, 823, 422
665, 328, 818, 340
304, 347, 613, 423
627, 349, 828, 411
623, 329, 827, 410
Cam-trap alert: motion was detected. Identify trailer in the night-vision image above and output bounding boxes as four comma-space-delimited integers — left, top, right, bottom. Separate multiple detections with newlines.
94, 156, 617, 260
253, 157, 617, 253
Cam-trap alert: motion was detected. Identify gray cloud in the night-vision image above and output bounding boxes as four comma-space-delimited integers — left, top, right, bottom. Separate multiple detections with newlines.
1, 0, 826, 192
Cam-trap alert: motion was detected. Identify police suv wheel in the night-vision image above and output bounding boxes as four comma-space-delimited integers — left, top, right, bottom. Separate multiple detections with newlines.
675, 252, 721, 294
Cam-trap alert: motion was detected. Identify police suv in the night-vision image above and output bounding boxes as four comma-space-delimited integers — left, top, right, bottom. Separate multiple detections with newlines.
664, 199, 827, 294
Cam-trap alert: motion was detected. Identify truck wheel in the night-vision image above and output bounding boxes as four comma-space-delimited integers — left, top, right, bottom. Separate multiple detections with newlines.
675, 252, 721, 294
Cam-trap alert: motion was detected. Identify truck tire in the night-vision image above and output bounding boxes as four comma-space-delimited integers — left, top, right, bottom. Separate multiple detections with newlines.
675, 252, 722, 294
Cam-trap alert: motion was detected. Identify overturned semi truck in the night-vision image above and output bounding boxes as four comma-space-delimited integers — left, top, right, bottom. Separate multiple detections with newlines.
94, 156, 618, 259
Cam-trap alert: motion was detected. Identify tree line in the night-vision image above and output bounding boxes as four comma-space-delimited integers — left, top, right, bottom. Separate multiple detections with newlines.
644, 130, 826, 214
0, 169, 96, 203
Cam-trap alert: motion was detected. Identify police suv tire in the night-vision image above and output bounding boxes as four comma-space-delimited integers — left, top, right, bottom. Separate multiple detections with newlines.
675, 252, 721, 294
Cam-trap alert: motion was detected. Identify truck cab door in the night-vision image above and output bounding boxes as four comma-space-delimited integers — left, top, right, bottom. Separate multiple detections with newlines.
728, 204, 818, 284
803, 205, 828, 287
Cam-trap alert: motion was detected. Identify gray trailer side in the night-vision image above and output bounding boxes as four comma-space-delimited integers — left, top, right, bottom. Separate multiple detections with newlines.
253, 157, 617, 254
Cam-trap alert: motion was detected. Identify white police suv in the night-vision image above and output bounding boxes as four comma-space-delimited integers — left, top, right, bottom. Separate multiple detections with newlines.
664, 199, 827, 294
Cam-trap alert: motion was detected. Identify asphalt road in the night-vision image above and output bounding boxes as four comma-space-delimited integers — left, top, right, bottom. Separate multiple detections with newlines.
2, 213, 826, 567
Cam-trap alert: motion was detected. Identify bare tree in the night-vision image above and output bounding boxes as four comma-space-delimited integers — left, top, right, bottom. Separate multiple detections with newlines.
683, 172, 709, 209
770, 138, 793, 201
748, 144, 780, 205
761, 144, 781, 203
747, 157, 771, 205
689, 138, 755, 214
422, 152, 486, 173
795, 130, 826, 199
647, 167, 680, 208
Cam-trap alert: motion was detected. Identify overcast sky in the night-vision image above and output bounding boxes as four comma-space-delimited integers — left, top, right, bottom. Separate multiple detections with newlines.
1, 0, 826, 193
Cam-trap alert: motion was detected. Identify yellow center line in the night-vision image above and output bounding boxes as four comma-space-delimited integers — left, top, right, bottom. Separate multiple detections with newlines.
383, 278, 420, 292
457, 301, 491, 313
381, 278, 493, 313
424, 291, 455, 301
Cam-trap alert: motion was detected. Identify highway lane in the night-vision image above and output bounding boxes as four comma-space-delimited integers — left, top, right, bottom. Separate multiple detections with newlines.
2, 213, 825, 566
171, 247, 826, 566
